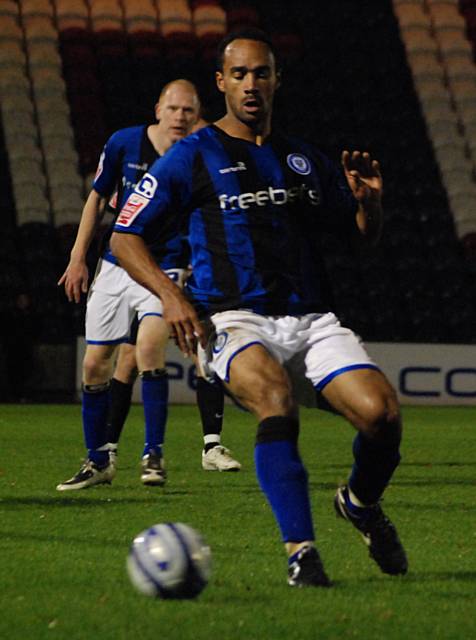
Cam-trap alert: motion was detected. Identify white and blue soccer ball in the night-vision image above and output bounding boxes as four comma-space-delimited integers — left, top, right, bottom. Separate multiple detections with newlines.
126, 523, 212, 599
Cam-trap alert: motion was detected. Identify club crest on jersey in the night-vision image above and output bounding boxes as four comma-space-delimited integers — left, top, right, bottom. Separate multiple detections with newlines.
287, 153, 311, 176
213, 331, 228, 354
136, 173, 158, 199
116, 194, 149, 227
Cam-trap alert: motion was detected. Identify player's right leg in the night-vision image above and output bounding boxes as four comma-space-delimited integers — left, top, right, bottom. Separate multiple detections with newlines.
209, 328, 330, 588
57, 260, 132, 491
56, 344, 118, 491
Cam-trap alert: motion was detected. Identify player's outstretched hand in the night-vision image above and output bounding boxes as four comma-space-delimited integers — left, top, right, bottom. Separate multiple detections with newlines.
341, 150, 382, 204
57, 261, 89, 303
161, 290, 206, 357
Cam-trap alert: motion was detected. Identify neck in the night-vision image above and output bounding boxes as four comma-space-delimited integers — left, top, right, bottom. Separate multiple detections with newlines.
215, 114, 271, 145
147, 124, 171, 156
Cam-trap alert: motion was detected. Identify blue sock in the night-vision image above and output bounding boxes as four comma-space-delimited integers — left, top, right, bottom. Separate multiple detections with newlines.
82, 384, 110, 467
349, 426, 401, 505
141, 369, 168, 457
255, 417, 314, 543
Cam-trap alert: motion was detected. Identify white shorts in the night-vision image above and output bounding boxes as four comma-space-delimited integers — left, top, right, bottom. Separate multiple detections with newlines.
85, 259, 184, 344
201, 310, 378, 402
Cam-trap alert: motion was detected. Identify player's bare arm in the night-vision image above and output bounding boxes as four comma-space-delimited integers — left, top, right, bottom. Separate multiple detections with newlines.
110, 232, 206, 356
341, 150, 383, 245
57, 190, 107, 303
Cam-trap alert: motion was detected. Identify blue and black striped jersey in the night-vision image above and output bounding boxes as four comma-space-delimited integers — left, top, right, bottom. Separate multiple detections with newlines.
93, 125, 187, 269
114, 124, 359, 316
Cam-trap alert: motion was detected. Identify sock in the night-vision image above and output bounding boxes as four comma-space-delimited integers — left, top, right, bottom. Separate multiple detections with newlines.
349, 426, 401, 505
254, 416, 314, 543
82, 383, 110, 467
196, 376, 224, 446
342, 486, 368, 517
141, 369, 168, 458
105, 378, 134, 448
288, 544, 313, 565
204, 434, 221, 453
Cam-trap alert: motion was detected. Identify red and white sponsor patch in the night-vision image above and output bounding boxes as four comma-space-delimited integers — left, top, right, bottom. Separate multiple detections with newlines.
116, 193, 149, 227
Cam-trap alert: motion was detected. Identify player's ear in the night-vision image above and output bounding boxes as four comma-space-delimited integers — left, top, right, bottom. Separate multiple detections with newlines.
275, 69, 282, 90
216, 70, 225, 93
154, 101, 161, 121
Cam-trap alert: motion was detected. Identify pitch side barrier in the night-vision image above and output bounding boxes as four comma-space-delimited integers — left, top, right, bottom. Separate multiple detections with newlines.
76, 338, 476, 406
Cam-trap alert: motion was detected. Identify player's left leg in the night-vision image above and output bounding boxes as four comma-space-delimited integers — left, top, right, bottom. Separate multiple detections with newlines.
106, 341, 138, 463
135, 314, 170, 486
321, 368, 407, 575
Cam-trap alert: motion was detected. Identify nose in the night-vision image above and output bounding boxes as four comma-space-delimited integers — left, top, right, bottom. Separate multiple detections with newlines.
243, 72, 258, 92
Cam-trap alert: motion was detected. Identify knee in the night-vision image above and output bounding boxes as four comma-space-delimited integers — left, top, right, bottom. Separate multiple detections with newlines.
251, 371, 295, 418
83, 353, 110, 384
136, 339, 165, 370
358, 389, 401, 445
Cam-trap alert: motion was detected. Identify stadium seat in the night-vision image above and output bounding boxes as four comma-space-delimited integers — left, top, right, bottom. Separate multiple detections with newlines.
0, 42, 24, 69
22, 0, 54, 19
90, 0, 124, 31
430, 3, 466, 30
123, 0, 157, 32
55, 0, 89, 31
23, 15, 57, 44
27, 43, 63, 71
394, 3, 430, 30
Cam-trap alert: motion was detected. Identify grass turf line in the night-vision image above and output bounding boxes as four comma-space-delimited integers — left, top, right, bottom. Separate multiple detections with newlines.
0, 404, 475, 640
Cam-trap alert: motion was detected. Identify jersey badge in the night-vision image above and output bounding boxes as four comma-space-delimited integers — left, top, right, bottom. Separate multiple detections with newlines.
287, 153, 311, 176
213, 331, 229, 354
136, 173, 158, 199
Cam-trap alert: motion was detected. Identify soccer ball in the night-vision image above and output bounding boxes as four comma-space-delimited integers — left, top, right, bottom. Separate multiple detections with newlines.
126, 522, 211, 599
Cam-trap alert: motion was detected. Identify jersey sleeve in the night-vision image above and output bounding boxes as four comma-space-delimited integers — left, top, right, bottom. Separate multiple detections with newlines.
92, 131, 123, 198
113, 140, 194, 237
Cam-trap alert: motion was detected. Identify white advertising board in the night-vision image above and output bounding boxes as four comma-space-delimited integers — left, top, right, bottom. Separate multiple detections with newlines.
76, 339, 476, 406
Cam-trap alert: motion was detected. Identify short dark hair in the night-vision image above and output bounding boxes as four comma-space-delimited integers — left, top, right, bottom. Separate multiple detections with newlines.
216, 27, 279, 71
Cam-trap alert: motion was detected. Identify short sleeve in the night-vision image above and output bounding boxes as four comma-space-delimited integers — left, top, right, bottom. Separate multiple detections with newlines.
92, 131, 122, 198
113, 139, 194, 237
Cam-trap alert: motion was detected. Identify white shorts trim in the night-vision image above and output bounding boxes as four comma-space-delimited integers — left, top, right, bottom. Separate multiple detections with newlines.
85, 260, 183, 343
201, 311, 378, 396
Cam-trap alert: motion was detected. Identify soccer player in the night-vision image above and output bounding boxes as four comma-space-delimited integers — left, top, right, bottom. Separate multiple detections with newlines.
57, 79, 239, 492
110, 29, 407, 586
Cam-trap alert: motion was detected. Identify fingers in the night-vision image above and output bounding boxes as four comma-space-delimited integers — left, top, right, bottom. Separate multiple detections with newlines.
57, 272, 66, 286
172, 320, 200, 357
342, 150, 378, 176
170, 317, 206, 357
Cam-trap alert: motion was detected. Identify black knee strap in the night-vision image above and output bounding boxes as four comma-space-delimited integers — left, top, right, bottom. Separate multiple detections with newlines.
82, 382, 110, 393
256, 416, 299, 445
140, 368, 167, 380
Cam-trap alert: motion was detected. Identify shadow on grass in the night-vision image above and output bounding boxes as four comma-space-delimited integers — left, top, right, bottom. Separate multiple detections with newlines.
0, 492, 192, 509
392, 500, 476, 512
391, 478, 476, 487
322, 462, 476, 471
342, 570, 476, 587
0, 529, 127, 547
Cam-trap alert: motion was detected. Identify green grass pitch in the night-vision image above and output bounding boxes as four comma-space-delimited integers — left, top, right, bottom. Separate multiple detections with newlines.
0, 404, 475, 640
